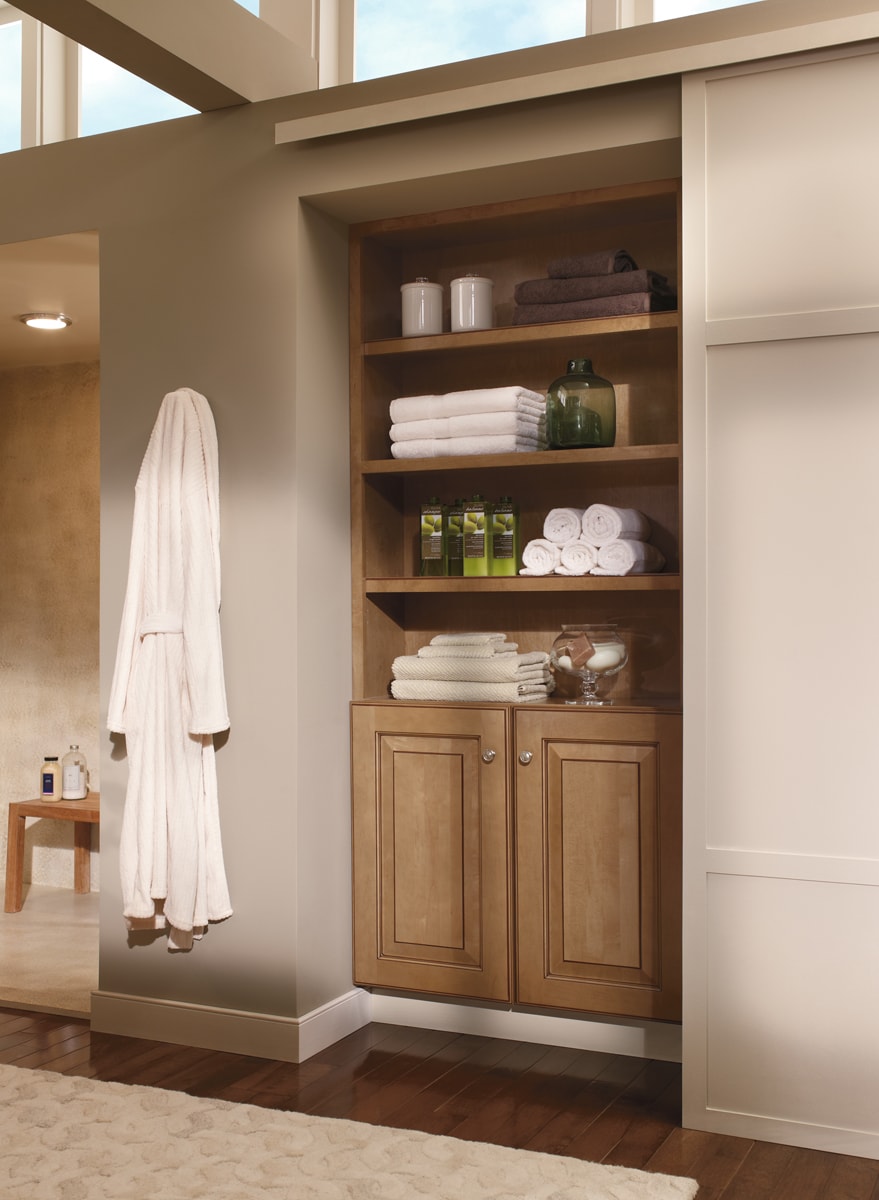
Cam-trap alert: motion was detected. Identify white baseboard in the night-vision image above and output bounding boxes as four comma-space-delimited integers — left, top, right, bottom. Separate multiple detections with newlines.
90, 987, 372, 1064
369, 993, 682, 1062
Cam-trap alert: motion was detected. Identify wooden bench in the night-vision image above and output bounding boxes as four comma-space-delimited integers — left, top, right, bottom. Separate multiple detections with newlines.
4, 793, 100, 913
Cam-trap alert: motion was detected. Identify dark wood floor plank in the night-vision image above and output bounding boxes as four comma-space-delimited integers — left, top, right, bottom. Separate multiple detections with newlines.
818, 1155, 879, 1200
644, 1127, 756, 1199
557, 1060, 682, 1164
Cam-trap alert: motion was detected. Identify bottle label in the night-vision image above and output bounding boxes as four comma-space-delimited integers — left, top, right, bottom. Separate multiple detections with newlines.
491, 503, 516, 559
63, 764, 82, 791
446, 508, 464, 561
41, 771, 57, 796
463, 504, 486, 558
420, 503, 444, 561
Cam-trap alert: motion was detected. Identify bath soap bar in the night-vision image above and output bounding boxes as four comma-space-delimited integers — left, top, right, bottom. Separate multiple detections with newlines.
585, 643, 625, 672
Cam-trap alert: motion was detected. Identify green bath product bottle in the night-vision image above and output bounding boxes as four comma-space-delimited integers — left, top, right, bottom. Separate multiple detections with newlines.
490, 496, 519, 576
420, 497, 446, 576
445, 499, 465, 576
463, 494, 490, 577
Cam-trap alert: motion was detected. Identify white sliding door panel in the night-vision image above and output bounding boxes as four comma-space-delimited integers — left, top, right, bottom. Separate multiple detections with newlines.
704, 51, 879, 323
683, 46, 879, 1159
706, 334, 879, 858
707, 874, 879, 1138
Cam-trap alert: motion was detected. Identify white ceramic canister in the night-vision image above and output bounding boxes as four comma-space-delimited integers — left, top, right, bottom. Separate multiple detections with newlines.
400, 277, 443, 337
450, 273, 494, 332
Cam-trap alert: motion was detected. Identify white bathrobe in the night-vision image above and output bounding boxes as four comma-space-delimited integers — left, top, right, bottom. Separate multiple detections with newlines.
108, 388, 232, 951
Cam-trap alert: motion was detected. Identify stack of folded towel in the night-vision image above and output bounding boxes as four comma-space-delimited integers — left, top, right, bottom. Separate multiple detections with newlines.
520, 504, 666, 577
512, 249, 677, 326
391, 633, 555, 702
389, 387, 547, 459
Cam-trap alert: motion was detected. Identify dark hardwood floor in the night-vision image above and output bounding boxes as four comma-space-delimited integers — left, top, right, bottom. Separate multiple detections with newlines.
1, 1005, 877, 1198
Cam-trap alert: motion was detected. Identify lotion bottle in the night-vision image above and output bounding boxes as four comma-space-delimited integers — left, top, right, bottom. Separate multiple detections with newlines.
40, 756, 61, 801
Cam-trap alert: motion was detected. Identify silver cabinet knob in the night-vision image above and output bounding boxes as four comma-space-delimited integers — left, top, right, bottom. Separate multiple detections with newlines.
481, 749, 496, 763
518, 751, 533, 765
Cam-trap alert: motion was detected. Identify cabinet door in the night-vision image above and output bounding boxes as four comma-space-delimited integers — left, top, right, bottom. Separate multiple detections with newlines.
514, 708, 681, 1020
352, 703, 510, 1001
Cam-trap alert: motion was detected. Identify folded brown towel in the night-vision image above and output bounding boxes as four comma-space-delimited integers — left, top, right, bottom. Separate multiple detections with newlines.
512, 291, 677, 325
514, 269, 672, 306
547, 249, 638, 278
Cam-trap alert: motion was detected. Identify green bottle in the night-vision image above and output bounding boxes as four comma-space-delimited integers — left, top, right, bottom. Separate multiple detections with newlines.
445, 499, 465, 576
490, 496, 519, 576
463, 494, 490, 577
420, 497, 445, 576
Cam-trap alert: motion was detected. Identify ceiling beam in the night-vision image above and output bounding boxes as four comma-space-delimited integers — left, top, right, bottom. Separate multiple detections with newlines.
10, 0, 317, 109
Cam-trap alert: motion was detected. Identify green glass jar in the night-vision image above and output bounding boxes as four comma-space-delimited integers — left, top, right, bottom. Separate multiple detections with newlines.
545, 358, 616, 449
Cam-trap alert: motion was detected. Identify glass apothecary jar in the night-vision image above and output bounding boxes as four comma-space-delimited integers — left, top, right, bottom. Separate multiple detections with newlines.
549, 624, 628, 705
545, 359, 615, 449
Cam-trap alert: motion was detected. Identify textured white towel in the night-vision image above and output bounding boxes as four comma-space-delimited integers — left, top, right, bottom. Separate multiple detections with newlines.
393, 652, 550, 683
418, 642, 518, 658
582, 504, 652, 547
543, 507, 585, 544
519, 538, 561, 576
391, 679, 554, 702
430, 633, 506, 645
391, 434, 543, 458
555, 538, 598, 576
592, 539, 666, 575
390, 411, 544, 443
389, 387, 546, 424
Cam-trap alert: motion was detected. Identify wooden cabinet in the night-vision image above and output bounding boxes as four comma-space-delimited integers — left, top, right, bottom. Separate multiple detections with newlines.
351, 702, 511, 1001
514, 707, 681, 1020
348, 178, 683, 1023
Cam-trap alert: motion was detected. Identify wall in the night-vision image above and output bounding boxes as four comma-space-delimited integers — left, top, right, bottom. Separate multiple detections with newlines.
0, 360, 100, 889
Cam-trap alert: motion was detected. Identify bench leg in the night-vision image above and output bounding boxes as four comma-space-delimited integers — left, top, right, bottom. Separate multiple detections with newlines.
4, 809, 27, 913
73, 822, 92, 895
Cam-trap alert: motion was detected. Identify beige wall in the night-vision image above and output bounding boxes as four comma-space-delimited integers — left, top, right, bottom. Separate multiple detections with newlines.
0, 361, 100, 889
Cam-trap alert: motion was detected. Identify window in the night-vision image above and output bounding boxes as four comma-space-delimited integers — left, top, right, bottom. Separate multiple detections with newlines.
0, 14, 21, 152
355, 0, 586, 81
80, 47, 196, 137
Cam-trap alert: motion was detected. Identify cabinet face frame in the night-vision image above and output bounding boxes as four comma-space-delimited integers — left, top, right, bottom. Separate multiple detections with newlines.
514, 708, 682, 1021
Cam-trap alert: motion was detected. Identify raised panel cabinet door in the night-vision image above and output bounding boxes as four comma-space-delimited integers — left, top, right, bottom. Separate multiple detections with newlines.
351, 702, 510, 1000
514, 708, 681, 1020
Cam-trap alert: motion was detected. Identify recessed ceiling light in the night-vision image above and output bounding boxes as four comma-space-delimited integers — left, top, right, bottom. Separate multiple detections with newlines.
18, 312, 73, 330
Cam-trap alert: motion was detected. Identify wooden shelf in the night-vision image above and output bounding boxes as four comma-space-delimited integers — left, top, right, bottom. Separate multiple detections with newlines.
362, 443, 680, 475
365, 573, 681, 595
362, 312, 679, 357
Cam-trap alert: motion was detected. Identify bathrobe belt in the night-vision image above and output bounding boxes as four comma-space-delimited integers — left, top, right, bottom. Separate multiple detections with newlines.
139, 612, 184, 637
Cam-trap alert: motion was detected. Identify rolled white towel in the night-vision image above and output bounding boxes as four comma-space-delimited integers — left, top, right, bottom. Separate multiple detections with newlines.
581, 504, 651, 547
389, 387, 546, 424
591, 539, 666, 576
555, 537, 598, 576
393, 652, 551, 683
390, 411, 544, 443
519, 538, 561, 576
418, 642, 518, 658
391, 678, 555, 703
543, 507, 585, 544
391, 433, 542, 458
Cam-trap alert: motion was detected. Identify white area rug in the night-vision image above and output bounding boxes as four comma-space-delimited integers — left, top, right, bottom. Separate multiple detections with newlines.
0, 1063, 699, 1199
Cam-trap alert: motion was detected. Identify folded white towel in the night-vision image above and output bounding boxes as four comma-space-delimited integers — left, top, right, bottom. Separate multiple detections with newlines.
519, 538, 561, 576
591, 539, 666, 575
391, 434, 542, 459
581, 504, 651, 547
390, 411, 544, 443
555, 538, 598, 576
430, 632, 506, 645
393, 651, 550, 683
389, 387, 546, 424
543, 507, 585, 544
391, 679, 554, 702
418, 642, 518, 658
